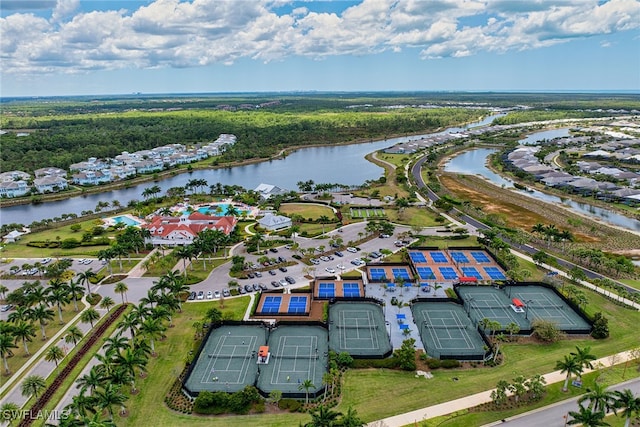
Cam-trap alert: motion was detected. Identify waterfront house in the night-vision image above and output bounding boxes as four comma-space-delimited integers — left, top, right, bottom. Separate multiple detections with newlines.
33, 176, 68, 193
0, 180, 29, 198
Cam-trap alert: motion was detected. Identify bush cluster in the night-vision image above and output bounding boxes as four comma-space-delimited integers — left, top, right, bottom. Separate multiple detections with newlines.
423, 358, 461, 369
278, 398, 303, 412
192, 386, 261, 415
164, 369, 193, 414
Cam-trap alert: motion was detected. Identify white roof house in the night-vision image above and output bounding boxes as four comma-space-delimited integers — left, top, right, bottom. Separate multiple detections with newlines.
258, 214, 292, 231
254, 183, 288, 199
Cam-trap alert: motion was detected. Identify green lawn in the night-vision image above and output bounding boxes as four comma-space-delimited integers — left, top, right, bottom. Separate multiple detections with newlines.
338, 286, 640, 422
377, 153, 411, 168
120, 297, 313, 427
279, 203, 336, 221
0, 303, 83, 395
420, 363, 640, 427
386, 207, 440, 227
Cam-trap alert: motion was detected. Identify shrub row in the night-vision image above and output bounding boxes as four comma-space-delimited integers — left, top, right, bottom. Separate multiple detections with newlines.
18, 304, 127, 427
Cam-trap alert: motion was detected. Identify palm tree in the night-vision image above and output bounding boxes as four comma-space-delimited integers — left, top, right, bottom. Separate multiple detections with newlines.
174, 245, 193, 277
81, 308, 101, 328
556, 354, 583, 392
613, 388, 640, 427
299, 379, 315, 405
113, 346, 148, 393
76, 366, 107, 395
139, 317, 164, 356
45, 345, 65, 369
102, 335, 130, 356
0, 333, 18, 374
0, 284, 9, 301
117, 312, 139, 339
21, 375, 46, 399
64, 393, 97, 419
95, 383, 127, 420
47, 285, 70, 324
114, 282, 129, 305
31, 304, 55, 340
100, 296, 115, 313
77, 269, 97, 296
339, 406, 365, 427
571, 346, 597, 378
567, 403, 609, 426
8, 305, 33, 324
13, 321, 36, 356
65, 326, 84, 347
67, 279, 85, 312
0, 402, 21, 423
578, 382, 616, 414
305, 405, 342, 427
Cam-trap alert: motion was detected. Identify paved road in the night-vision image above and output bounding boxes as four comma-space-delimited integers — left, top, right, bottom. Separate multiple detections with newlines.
490, 377, 640, 427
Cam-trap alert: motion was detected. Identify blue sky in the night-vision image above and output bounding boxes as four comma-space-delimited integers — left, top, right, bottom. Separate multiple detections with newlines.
1, 0, 639, 97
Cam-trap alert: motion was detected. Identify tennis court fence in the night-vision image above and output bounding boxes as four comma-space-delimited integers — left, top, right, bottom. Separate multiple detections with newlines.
273, 354, 319, 360
423, 323, 471, 330
335, 324, 379, 329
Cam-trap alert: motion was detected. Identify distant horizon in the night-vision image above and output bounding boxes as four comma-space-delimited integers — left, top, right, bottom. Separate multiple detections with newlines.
2, 89, 639, 101
1, 1, 638, 97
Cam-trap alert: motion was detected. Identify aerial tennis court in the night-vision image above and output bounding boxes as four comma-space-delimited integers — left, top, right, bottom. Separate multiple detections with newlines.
456, 286, 526, 329
409, 251, 428, 264
368, 267, 387, 281
256, 325, 328, 397
183, 324, 267, 395
484, 266, 506, 280
507, 285, 591, 332
460, 266, 483, 280
255, 293, 310, 316
429, 251, 449, 263
471, 251, 491, 263
328, 301, 392, 357
412, 301, 487, 360
449, 251, 470, 264
439, 267, 458, 280
314, 280, 364, 299
392, 267, 411, 280
416, 267, 436, 280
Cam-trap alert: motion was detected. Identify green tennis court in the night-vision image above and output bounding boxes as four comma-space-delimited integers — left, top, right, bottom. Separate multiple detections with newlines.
256, 325, 328, 398
412, 301, 488, 360
183, 324, 267, 394
457, 286, 528, 330
328, 302, 392, 357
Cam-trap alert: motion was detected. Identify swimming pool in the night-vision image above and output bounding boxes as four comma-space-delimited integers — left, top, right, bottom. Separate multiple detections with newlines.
196, 203, 249, 216
112, 215, 142, 226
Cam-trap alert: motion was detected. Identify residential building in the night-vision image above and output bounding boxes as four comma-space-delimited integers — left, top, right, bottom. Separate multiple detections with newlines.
142, 212, 238, 246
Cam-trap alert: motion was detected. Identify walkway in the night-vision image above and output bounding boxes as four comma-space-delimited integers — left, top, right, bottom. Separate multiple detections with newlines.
369, 350, 637, 427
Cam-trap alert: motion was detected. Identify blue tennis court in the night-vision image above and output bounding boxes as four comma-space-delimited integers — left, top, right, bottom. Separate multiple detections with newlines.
369, 268, 387, 280
461, 267, 482, 280
439, 267, 458, 280
262, 296, 282, 313
318, 283, 335, 299
409, 252, 427, 263
417, 267, 436, 280
450, 252, 469, 264
288, 296, 308, 314
484, 267, 506, 280
430, 251, 448, 263
471, 252, 490, 263
343, 283, 360, 297
392, 268, 411, 280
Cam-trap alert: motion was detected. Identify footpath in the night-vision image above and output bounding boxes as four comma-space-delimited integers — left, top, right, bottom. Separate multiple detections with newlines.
369, 350, 637, 427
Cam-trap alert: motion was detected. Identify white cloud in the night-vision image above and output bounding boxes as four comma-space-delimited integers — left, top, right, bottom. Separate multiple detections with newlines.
1, 0, 638, 75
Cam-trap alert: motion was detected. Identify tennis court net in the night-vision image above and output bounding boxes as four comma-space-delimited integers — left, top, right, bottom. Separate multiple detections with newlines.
335, 324, 378, 329
423, 323, 470, 330
529, 304, 564, 310
274, 354, 318, 360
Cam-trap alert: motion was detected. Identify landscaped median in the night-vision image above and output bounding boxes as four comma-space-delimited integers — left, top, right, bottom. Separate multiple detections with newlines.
14, 304, 127, 427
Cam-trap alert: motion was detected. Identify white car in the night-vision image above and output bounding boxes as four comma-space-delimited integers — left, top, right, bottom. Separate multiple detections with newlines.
206, 291, 213, 299
346, 247, 358, 253
325, 267, 336, 274
337, 264, 345, 270
214, 290, 221, 299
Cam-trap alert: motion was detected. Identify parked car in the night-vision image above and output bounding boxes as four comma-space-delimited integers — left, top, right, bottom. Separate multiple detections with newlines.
252, 283, 260, 292
346, 247, 358, 253
206, 291, 213, 299
379, 234, 390, 238
197, 291, 204, 300
337, 264, 345, 270
254, 271, 262, 278
277, 256, 286, 263
334, 251, 344, 257
310, 258, 320, 265
279, 266, 288, 272
188, 291, 197, 300
320, 256, 330, 262
1, 304, 14, 312
222, 289, 230, 297
271, 281, 279, 288
268, 270, 276, 276
269, 248, 278, 253
259, 283, 268, 291
244, 284, 253, 292
325, 267, 336, 274
279, 279, 288, 286
285, 276, 296, 284
239, 287, 247, 295
370, 251, 381, 258
247, 272, 255, 279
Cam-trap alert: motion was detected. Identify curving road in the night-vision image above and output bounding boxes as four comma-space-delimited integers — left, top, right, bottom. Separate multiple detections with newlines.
410, 152, 638, 295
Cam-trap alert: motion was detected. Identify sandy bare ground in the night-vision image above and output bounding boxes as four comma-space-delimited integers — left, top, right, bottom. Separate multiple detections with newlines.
439, 173, 639, 252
